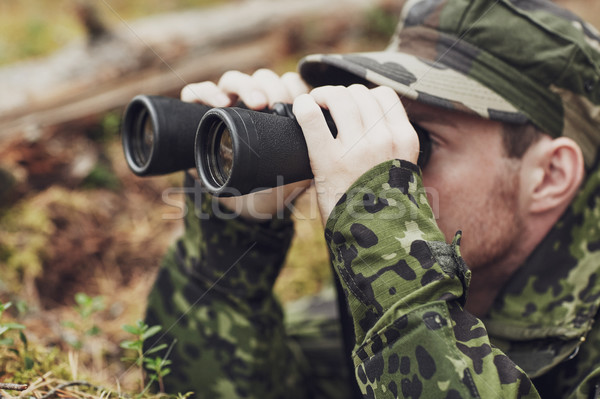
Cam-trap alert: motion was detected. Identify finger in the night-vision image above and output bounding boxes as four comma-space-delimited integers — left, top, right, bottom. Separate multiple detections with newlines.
347, 84, 389, 138
251, 69, 291, 106
310, 86, 364, 144
281, 72, 310, 99
218, 70, 268, 109
293, 94, 336, 157
372, 86, 420, 163
371, 86, 408, 128
180, 82, 231, 107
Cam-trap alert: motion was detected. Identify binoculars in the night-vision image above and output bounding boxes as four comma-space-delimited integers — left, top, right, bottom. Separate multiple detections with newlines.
122, 95, 430, 196
122, 95, 333, 196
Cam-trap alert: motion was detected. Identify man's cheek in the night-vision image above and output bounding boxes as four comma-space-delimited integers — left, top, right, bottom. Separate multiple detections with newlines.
424, 186, 440, 219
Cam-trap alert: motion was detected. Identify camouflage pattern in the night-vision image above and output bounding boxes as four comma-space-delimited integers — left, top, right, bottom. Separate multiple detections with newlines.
484, 152, 600, 397
324, 159, 535, 398
324, 158, 600, 398
144, 173, 353, 398
298, 0, 600, 168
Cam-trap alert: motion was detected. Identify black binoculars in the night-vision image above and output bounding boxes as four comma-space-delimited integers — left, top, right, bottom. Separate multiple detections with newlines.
122, 95, 430, 196
122, 95, 334, 196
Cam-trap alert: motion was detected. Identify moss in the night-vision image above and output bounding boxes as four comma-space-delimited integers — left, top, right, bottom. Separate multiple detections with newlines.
0, 197, 54, 293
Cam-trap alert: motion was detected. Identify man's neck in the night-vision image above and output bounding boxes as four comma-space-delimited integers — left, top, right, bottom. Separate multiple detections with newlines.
464, 226, 543, 317
465, 266, 517, 317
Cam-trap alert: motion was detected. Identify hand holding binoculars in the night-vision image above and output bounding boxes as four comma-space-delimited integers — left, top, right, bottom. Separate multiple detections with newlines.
122, 94, 430, 197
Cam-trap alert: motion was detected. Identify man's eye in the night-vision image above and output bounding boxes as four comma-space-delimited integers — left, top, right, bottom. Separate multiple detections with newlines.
412, 123, 432, 169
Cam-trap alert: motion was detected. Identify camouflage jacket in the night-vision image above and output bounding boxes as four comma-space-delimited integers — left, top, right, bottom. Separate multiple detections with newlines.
145, 160, 600, 398
323, 160, 600, 398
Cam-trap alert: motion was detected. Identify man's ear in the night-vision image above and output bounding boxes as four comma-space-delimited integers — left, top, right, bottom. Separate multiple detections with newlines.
527, 137, 585, 214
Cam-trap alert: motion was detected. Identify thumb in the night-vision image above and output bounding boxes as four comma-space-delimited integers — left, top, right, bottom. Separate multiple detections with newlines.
293, 94, 336, 157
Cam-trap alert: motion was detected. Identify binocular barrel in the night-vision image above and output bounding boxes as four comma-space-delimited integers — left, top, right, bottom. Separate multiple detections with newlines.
195, 106, 314, 196
122, 95, 211, 176
121, 95, 317, 196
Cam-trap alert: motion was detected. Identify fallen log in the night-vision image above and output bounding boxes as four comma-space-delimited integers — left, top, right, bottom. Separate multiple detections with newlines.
0, 0, 390, 143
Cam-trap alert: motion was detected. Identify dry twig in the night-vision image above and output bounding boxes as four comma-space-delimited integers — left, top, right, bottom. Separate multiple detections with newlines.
0, 383, 28, 391
39, 381, 95, 399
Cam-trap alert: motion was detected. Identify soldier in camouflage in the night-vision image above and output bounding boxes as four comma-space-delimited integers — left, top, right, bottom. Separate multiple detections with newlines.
144, 0, 600, 397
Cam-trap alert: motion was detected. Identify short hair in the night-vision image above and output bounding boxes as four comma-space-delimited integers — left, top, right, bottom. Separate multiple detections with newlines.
502, 122, 543, 159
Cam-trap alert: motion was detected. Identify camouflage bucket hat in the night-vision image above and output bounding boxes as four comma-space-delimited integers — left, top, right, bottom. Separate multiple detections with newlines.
298, 0, 600, 168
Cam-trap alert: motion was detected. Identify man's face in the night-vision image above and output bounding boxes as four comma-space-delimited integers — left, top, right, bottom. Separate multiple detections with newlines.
405, 101, 525, 271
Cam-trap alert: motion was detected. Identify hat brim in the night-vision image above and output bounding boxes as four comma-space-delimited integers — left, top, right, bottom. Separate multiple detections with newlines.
298, 51, 529, 125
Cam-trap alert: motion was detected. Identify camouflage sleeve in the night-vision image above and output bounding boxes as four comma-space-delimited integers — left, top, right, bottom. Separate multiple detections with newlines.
144, 173, 307, 398
324, 159, 540, 398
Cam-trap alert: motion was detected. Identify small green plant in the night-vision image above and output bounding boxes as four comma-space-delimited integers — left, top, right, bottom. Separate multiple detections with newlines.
63, 293, 105, 349
0, 301, 34, 371
120, 320, 167, 393
144, 356, 172, 393
74, 292, 105, 321
0, 302, 24, 345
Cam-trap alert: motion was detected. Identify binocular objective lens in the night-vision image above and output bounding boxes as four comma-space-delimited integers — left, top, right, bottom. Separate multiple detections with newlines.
209, 122, 234, 186
218, 129, 233, 181
133, 110, 155, 167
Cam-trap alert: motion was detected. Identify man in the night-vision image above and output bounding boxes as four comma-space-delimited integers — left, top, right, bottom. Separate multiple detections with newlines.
144, 0, 600, 397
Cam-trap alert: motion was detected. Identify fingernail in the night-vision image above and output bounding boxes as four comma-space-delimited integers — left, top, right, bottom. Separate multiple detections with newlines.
216, 93, 231, 107
181, 86, 194, 102
251, 91, 268, 107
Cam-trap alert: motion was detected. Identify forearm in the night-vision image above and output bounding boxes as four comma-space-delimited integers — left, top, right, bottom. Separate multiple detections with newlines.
326, 160, 539, 398
145, 174, 305, 398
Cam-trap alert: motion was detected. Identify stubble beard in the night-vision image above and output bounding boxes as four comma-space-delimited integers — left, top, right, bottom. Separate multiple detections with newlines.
463, 159, 524, 277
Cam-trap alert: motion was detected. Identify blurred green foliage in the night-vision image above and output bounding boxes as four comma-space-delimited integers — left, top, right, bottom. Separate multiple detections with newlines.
86, 111, 121, 144
80, 112, 123, 191
81, 163, 121, 191
0, 0, 228, 66
0, 2, 79, 65
363, 5, 398, 41
0, 198, 53, 294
